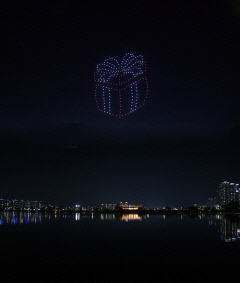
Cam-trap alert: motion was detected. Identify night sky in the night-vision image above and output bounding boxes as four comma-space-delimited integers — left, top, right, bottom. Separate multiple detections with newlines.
1, 0, 240, 207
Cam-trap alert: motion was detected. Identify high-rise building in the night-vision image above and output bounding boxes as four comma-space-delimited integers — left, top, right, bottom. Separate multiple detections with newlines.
24, 200, 42, 210
217, 181, 240, 206
0, 199, 5, 210
31, 201, 42, 210
99, 203, 116, 210
207, 197, 217, 208
12, 200, 25, 210
0, 199, 12, 210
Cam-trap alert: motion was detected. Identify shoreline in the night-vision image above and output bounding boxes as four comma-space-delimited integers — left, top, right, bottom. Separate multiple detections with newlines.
1, 209, 240, 215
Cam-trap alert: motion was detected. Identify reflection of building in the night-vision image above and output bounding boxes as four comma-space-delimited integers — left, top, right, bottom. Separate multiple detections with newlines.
208, 214, 240, 243
120, 214, 142, 221
0, 211, 43, 225
117, 202, 142, 211
219, 217, 240, 242
100, 214, 116, 221
217, 181, 240, 206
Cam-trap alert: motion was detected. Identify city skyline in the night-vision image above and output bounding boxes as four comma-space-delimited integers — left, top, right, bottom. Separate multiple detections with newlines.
2, 178, 240, 207
2, 179, 240, 210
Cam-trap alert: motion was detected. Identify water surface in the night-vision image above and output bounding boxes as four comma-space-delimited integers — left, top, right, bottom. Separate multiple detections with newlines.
0, 212, 239, 282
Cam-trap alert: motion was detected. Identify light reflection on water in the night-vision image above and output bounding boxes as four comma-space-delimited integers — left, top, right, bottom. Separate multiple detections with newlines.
0, 212, 240, 243
0, 212, 42, 225
120, 214, 142, 221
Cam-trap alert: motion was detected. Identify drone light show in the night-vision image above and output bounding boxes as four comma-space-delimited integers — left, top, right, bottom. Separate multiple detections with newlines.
94, 53, 149, 118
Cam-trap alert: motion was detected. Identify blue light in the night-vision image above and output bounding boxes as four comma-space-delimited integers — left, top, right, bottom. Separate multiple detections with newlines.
96, 53, 144, 83
130, 83, 134, 112
102, 86, 106, 113
108, 87, 111, 114
95, 53, 149, 118
134, 82, 138, 111
11, 218, 17, 224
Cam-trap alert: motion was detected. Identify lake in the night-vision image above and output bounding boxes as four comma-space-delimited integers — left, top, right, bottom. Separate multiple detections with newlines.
0, 212, 240, 282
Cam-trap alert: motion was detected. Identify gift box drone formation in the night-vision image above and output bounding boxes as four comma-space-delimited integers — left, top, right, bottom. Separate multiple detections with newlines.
94, 53, 149, 118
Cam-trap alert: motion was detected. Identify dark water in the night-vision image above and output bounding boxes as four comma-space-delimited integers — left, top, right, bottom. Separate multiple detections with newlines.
0, 212, 240, 282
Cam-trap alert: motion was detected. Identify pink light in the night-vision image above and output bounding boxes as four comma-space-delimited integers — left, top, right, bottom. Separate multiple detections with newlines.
94, 53, 149, 118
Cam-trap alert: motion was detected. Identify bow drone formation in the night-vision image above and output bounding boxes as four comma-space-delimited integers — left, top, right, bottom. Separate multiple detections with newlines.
94, 53, 149, 118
